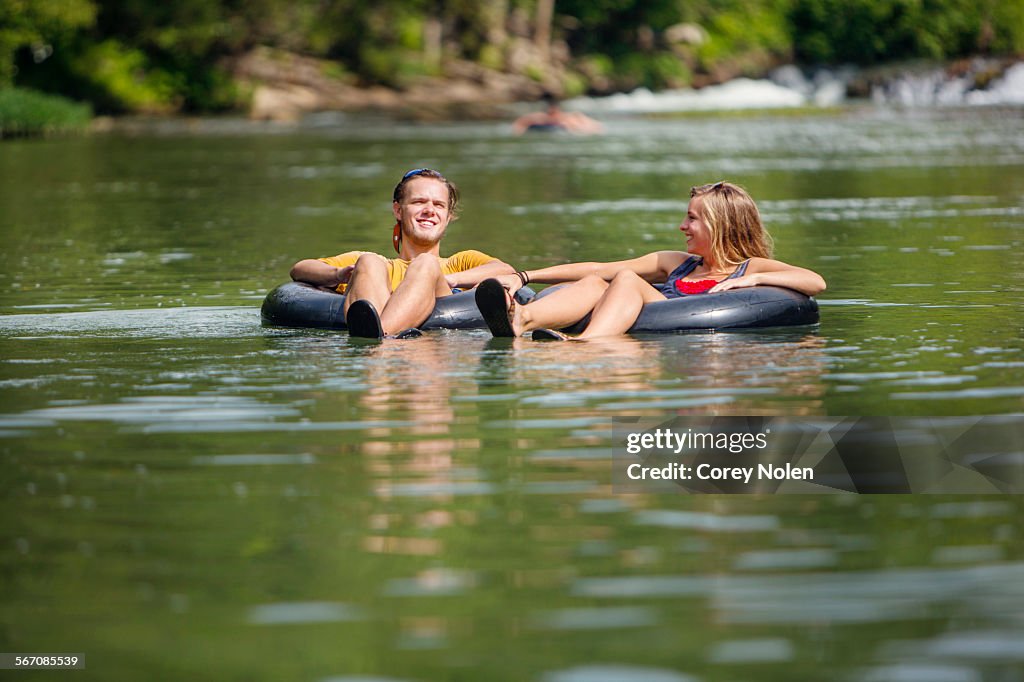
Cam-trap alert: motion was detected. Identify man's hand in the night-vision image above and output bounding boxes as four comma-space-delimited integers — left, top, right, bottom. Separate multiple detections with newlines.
336, 265, 354, 286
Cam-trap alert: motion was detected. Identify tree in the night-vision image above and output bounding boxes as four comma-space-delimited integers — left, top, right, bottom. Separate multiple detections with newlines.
0, 0, 96, 86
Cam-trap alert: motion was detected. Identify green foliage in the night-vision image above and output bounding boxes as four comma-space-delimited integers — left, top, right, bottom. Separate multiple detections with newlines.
0, 0, 96, 85
555, 0, 670, 57
69, 39, 180, 112
14, 0, 271, 112
319, 61, 354, 83
615, 52, 692, 90
580, 54, 616, 79
358, 47, 437, 87
561, 70, 588, 97
92, 0, 242, 55
477, 43, 504, 71
788, 0, 1024, 64
395, 14, 425, 51
0, 86, 91, 136
177, 62, 245, 112
988, 1, 1024, 53
696, 0, 793, 68
4, 0, 1024, 114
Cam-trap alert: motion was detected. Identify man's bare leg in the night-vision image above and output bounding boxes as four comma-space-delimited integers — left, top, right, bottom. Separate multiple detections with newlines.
379, 254, 451, 335
343, 254, 392, 318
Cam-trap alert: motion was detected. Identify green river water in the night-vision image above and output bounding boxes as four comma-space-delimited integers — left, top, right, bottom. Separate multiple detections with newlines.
1, 107, 1023, 680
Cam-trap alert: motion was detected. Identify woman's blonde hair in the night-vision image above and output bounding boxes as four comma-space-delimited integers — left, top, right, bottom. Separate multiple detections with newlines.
689, 181, 773, 266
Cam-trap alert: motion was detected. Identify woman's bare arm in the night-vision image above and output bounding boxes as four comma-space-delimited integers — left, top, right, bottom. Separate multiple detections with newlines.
445, 259, 516, 289
521, 251, 684, 285
710, 258, 826, 296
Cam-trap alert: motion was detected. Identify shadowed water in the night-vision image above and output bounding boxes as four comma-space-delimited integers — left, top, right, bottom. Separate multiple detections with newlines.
1, 107, 1023, 680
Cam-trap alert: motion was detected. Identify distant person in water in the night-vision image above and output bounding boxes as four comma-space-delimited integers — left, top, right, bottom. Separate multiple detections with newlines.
475, 181, 826, 340
290, 168, 513, 339
512, 93, 604, 135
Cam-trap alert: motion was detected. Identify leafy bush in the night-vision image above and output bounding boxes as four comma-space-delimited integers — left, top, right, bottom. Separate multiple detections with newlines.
0, 86, 91, 136
789, 0, 1023, 64
614, 52, 692, 90
70, 40, 181, 112
697, 0, 793, 68
0, 0, 96, 86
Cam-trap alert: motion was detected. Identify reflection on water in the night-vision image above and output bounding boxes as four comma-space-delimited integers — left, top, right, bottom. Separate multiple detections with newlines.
1, 107, 1023, 680
1, 313, 1023, 679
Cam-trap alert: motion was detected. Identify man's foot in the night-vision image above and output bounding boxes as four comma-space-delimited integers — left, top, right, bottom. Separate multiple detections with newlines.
476, 279, 516, 337
387, 327, 423, 339
346, 299, 384, 339
531, 328, 570, 341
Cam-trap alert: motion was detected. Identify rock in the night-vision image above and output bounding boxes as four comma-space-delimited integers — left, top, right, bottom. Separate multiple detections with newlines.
665, 23, 707, 46
227, 46, 568, 121
250, 85, 321, 122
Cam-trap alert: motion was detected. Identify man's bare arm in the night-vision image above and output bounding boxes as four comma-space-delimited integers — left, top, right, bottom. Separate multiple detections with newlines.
290, 259, 353, 288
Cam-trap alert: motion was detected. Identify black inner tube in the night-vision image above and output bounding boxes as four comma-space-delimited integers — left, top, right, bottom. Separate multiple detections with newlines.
535, 284, 819, 333
260, 282, 533, 330
261, 281, 818, 332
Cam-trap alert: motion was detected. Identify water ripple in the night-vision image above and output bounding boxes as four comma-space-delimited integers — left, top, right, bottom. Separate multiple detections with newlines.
541, 665, 699, 682
248, 601, 363, 625
532, 606, 658, 630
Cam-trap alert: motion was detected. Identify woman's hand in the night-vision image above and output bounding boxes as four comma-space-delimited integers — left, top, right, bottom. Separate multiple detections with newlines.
714, 259, 826, 296
709, 273, 760, 293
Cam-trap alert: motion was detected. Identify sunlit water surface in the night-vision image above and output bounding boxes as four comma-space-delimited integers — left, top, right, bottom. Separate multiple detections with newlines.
1, 108, 1023, 680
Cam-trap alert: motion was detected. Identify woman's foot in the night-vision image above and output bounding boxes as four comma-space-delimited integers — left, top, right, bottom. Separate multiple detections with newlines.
531, 328, 571, 341
476, 279, 519, 337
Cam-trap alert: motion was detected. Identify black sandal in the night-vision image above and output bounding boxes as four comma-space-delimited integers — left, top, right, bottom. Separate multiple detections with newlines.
346, 299, 384, 339
387, 328, 423, 339
475, 279, 516, 337
531, 328, 570, 341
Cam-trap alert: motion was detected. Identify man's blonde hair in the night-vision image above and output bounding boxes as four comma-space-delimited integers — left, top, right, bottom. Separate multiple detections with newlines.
393, 168, 460, 219
690, 181, 773, 266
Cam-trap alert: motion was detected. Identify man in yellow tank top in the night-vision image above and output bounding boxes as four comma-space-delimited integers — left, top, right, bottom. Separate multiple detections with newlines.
290, 169, 513, 338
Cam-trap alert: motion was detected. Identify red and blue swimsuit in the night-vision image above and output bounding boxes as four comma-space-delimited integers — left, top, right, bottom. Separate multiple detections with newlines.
657, 256, 750, 299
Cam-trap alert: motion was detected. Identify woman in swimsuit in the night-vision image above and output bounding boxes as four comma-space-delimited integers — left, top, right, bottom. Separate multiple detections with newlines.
476, 181, 826, 339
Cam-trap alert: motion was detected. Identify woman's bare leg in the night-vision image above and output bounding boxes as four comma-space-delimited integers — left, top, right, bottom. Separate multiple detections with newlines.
515, 275, 609, 335
577, 270, 665, 338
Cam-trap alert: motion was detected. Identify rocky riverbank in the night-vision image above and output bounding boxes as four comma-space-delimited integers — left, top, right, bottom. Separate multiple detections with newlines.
228, 47, 1024, 122
228, 47, 559, 122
